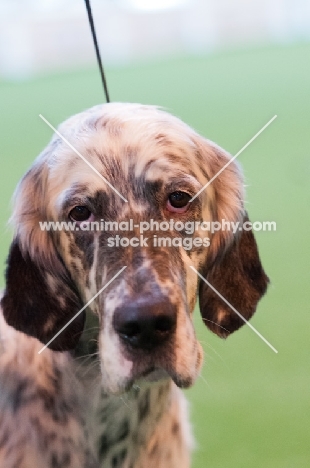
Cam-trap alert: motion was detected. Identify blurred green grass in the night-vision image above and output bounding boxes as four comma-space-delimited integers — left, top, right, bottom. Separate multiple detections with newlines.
1, 42, 309, 467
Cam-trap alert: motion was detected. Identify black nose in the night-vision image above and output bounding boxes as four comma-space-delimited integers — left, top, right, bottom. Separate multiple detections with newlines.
113, 299, 177, 351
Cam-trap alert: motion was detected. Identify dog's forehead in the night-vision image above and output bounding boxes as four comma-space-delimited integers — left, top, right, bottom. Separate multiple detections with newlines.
49, 103, 203, 201
61, 104, 197, 171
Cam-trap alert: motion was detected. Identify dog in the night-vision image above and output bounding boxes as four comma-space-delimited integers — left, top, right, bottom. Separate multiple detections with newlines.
0, 103, 268, 467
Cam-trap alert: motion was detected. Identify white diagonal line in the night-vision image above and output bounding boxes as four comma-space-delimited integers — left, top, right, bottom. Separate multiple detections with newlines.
190, 115, 277, 202
39, 114, 128, 203
190, 266, 278, 354
38, 266, 127, 354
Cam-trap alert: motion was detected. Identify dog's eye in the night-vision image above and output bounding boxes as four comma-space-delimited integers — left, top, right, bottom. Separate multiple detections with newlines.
69, 206, 92, 222
167, 191, 191, 213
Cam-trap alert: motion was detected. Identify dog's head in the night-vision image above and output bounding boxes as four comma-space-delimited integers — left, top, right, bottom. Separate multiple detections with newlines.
1, 103, 268, 394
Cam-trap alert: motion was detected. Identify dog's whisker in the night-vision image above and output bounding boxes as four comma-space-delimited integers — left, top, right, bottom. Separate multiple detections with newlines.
198, 372, 214, 393
197, 339, 226, 365
75, 355, 99, 375
80, 358, 100, 378
75, 351, 99, 361
201, 318, 230, 334
120, 396, 133, 410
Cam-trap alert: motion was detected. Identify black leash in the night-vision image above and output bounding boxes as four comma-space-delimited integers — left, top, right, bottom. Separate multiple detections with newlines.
84, 0, 110, 103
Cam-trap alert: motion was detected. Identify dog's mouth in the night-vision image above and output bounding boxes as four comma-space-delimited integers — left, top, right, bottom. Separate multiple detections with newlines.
124, 366, 194, 392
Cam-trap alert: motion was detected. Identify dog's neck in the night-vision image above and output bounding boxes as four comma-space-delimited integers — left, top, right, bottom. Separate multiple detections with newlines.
73, 311, 190, 467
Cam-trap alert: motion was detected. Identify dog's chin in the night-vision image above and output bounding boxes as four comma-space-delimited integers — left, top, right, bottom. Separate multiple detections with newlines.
102, 367, 196, 396
134, 365, 196, 388
116, 368, 170, 394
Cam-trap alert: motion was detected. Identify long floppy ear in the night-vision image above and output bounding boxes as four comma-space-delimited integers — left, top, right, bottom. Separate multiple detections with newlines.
1, 240, 85, 351
199, 213, 269, 337
1, 155, 85, 351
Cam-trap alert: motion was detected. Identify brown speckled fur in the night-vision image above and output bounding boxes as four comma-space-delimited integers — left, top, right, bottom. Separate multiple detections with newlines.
0, 103, 268, 467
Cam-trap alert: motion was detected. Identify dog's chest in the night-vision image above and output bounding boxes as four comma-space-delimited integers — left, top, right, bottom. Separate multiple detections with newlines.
77, 364, 173, 467
97, 385, 170, 466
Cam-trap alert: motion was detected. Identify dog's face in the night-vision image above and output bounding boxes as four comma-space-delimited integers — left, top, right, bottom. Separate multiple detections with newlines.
1, 103, 268, 394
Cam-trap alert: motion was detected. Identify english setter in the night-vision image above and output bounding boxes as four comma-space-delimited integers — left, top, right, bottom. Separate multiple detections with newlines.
0, 103, 268, 467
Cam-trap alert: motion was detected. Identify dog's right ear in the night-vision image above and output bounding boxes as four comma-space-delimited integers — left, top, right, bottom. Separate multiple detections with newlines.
1, 240, 85, 351
1, 157, 85, 351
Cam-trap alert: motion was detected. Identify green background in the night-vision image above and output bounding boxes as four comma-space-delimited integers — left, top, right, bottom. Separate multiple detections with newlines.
1, 43, 309, 467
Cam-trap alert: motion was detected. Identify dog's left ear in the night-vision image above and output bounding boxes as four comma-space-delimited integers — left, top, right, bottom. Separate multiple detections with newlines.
199, 213, 269, 337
